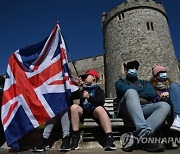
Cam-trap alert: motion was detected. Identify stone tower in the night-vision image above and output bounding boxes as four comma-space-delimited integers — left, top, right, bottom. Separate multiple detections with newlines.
102, 0, 180, 98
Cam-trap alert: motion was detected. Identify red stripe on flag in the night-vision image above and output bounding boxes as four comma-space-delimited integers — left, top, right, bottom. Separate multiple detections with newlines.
49, 80, 65, 85
29, 58, 63, 88
3, 102, 18, 125
70, 80, 78, 86
61, 48, 66, 59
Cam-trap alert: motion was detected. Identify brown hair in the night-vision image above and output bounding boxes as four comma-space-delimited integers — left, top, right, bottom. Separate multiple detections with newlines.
149, 76, 173, 88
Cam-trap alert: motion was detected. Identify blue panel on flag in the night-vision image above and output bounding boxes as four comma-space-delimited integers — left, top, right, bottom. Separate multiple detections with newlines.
43, 93, 68, 115
19, 37, 48, 69
6, 72, 10, 78
4, 106, 34, 145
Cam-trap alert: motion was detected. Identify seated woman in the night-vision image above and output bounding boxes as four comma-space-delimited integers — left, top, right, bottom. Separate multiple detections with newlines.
150, 65, 180, 132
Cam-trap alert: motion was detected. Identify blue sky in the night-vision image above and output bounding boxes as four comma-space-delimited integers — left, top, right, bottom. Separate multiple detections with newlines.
0, 0, 180, 75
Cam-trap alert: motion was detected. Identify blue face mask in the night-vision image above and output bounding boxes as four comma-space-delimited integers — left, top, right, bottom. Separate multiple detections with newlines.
127, 69, 138, 78
157, 72, 168, 81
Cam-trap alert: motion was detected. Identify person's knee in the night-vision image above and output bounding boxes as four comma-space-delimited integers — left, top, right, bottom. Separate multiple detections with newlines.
94, 106, 105, 114
170, 82, 179, 90
157, 102, 171, 114
125, 89, 138, 98
70, 104, 81, 113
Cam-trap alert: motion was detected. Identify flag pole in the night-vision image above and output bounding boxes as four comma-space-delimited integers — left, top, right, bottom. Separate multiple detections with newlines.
56, 21, 80, 77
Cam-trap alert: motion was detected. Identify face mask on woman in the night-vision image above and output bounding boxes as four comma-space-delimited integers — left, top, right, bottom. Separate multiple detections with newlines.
157, 72, 168, 81
127, 69, 138, 78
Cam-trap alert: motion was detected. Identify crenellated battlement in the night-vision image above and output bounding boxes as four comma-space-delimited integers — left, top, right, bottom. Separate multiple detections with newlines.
72, 55, 104, 65
102, 0, 167, 29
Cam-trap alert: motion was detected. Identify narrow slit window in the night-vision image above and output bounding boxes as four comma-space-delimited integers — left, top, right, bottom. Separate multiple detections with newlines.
122, 13, 125, 19
118, 13, 125, 21
151, 22, 154, 31
147, 22, 150, 30
118, 14, 122, 20
101, 75, 104, 79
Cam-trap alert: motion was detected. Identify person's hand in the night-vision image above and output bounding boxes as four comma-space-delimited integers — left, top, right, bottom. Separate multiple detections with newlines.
83, 91, 90, 99
160, 92, 169, 98
77, 77, 84, 87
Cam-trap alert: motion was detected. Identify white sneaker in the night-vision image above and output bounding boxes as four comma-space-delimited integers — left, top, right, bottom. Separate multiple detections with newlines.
170, 115, 180, 132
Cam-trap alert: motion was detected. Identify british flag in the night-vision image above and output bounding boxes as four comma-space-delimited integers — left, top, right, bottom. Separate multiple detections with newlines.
1, 24, 79, 146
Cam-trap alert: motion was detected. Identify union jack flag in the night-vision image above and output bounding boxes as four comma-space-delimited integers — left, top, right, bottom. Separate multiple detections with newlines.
1, 24, 79, 146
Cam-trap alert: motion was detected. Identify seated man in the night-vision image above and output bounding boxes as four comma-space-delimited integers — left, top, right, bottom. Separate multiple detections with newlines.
115, 60, 170, 152
70, 69, 116, 151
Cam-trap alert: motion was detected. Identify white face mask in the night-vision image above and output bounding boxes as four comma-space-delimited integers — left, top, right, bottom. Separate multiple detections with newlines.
127, 69, 138, 78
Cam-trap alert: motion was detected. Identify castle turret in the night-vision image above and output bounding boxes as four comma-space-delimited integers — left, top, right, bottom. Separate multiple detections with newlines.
103, 0, 180, 97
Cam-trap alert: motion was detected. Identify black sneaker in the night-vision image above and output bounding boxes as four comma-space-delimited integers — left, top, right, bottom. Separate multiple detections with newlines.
104, 134, 116, 151
32, 138, 50, 152
139, 142, 165, 152
9, 142, 20, 152
70, 132, 81, 150
0, 132, 5, 147
59, 135, 71, 151
138, 134, 165, 152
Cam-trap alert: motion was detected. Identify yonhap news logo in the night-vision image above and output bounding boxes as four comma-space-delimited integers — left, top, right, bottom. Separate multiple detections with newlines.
138, 137, 180, 144
120, 132, 180, 147
120, 132, 134, 149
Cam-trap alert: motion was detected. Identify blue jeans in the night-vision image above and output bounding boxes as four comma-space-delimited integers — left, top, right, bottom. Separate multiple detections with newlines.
117, 89, 170, 137
169, 82, 180, 117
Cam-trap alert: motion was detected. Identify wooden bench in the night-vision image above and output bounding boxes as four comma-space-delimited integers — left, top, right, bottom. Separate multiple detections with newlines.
81, 98, 134, 143
83, 98, 133, 127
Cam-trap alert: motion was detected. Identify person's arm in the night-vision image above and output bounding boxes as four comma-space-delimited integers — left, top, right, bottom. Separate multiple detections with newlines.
115, 79, 143, 94
70, 77, 84, 100
69, 89, 82, 106
87, 88, 105, 106
71, 89, 80, 100
139, 81, 157, 99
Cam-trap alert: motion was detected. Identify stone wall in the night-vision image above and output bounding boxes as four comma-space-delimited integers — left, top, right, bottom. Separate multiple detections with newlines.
68, 55, 105, 90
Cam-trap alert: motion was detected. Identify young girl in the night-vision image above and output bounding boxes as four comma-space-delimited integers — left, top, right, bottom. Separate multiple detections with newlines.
150, 65, 180, 132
